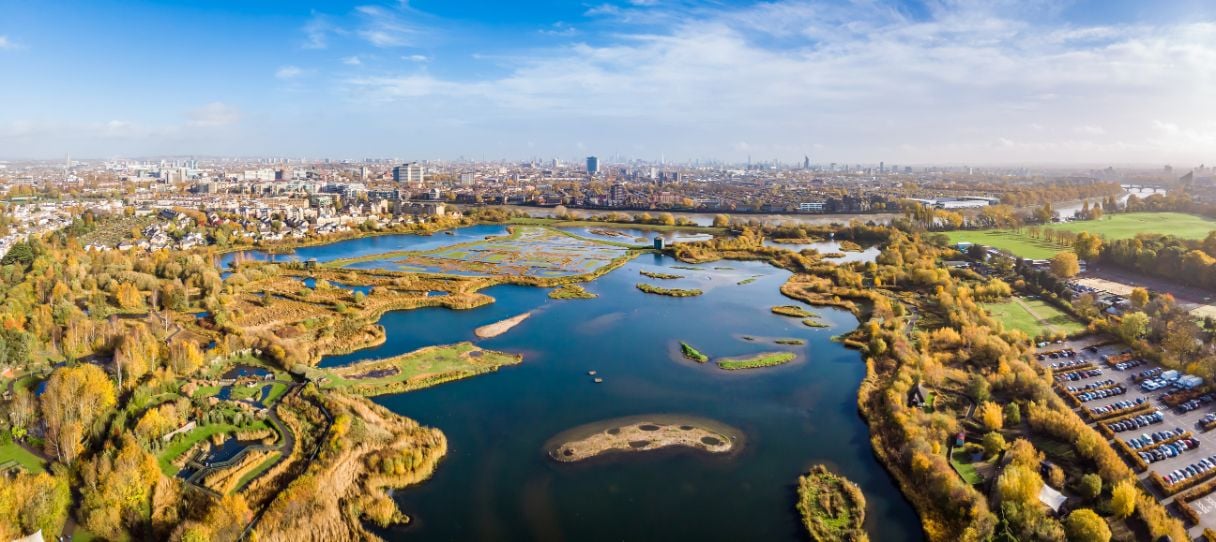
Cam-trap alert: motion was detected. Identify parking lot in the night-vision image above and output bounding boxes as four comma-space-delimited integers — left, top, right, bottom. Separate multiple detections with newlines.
1036, 337, 1216, 537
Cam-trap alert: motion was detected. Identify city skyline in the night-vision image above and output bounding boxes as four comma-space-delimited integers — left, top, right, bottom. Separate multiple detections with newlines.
1, 0, 1214, 164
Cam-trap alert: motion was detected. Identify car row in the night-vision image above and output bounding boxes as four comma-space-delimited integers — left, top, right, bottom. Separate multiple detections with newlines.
1112, 359, 1145, 371
1037, 349, 1078, 361
1163, 455, 1216, 486
1049, 359, 1090, 370
1066, 379, 1116, 393
1140, 439, 1199, 463
1132, 368, 1164, 382
1128, 428, 1187, 449
1090, 397, 1147, 417
1059, 369, 1104, 382
1077, 385, 1126, 402
1108, 411, 1166, 432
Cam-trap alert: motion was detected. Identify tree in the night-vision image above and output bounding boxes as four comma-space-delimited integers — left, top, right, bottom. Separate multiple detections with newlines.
966, 373, 990, 403
1050, 252, 1080, 278
979, 402, 1004, 431
114, 282, 144, 310
1079, 473, 1102, 500
1117, 312, 1149, 342
1064, 509, 1111, 542
41, 364, 117, 465
1003, 402, 1021, 426
997, 463, 1041, 504
712, 214, 731, 228
1109, 479, 1136, 519
167, 339, 204, 375
1129, 287, 1149, 309
982, 431, 1007, 457
1074, 232, 1103, 261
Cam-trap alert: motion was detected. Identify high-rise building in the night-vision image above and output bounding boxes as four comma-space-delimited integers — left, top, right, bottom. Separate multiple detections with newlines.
393, 162, 426, 183
586, 156, 600, 175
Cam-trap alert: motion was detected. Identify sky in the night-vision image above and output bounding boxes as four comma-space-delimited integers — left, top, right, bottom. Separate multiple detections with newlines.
0, 0, 1214, 165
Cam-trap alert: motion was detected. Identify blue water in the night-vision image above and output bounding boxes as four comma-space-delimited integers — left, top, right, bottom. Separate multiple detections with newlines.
215, 224, 510, 269
317, 252, 923, 541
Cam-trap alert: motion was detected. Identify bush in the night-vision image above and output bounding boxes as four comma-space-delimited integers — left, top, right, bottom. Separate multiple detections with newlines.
1079, 473, 1102, 501
982, 431, 1006, 458
1064, 509, 1111, 542
1003, 402, 1021, 425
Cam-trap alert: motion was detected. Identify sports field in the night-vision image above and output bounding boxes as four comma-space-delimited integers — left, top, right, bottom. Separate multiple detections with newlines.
983, 297, 1086, 338
946, 212, 1216, 259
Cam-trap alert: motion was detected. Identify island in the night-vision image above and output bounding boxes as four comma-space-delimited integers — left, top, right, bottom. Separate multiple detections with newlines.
636, 283, 703, 297
680, 341, 710, 363
716, 351, 796, 370
640, 270, 685, 280
797, 464, 869, 542
475, 312, 532, 338
311, 342, 522, 396
549, 283, 598, 299
772, 305, 814, 318
546, 415, 741, 462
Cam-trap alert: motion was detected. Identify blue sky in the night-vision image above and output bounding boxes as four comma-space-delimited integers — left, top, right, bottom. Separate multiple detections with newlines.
0, 0, 1214, 164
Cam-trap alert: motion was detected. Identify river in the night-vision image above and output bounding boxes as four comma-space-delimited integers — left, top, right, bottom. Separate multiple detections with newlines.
282, 227, 924, 541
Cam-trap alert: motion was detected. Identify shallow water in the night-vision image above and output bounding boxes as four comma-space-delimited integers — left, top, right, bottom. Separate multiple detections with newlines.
215, 224, 510, 269
316, 253, 922, 541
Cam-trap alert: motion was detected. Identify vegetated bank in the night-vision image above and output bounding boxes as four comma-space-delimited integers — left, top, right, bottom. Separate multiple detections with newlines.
636, 283, 703, 297
549, 284, 597, 299
680, 341, 709, 363
310, 342, 522, 397
640, 270, 685, 280
797, 464, 869, 542
716, 352, 796, 370
772, 305, 814, 318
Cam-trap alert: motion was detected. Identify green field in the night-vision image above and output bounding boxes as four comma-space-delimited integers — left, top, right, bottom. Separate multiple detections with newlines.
0, 442, 46, 473
983, 297, 1086, 338
950, 447, 984, 485
946, 212, 1216, 259
316, 342, 522, 396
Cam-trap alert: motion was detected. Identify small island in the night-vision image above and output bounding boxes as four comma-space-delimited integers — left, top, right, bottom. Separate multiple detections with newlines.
775, 339, 805, 345
475, 312, 531, 338
716, 351, 796, 370
837, 240, 864, 252
546, 415, 741, 462
636, 283, 703, 297
640, 270, 685, 280
796, 464, 869, 542
772, 305, 814, 318
549, 284, 597, 299
680, 341, 710, 363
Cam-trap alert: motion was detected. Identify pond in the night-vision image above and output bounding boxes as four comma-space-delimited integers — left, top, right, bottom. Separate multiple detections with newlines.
316, 253, 922, 541
298, 277, 374, 296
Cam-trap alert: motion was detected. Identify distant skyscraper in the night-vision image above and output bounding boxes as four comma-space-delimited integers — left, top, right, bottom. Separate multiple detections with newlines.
586, 156, 600, 175
803, 155, 810, 170
879, 161, 885, 174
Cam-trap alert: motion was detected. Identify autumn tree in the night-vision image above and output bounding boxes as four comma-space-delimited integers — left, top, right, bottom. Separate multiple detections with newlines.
41, 364, 116, 465
1079, 473, 1102, 500
1109, 479, 1135, 519
712, 214, 731, 228
79, 435, 162, 539
982, 431, 1006, 457
1074, 232, 1103, 261
1050, 252, 1080, 278
167, 339, 204, 375
1129, 287, 1149, 309
1064, 509, 1111, 542
1117, 312, 1149, 343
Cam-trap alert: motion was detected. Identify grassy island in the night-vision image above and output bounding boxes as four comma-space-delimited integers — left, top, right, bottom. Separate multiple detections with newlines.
314, 342, 522, 396
636, 283, 703, 297
772, 305, 814, 318
680, 341, 710, 363
837, 240, 864, 252
717, 352, 796, 370
797, 464, 869, 542
775, 339, 806, 345
640, 270, 685, 280
549, 284, 598, 299
803, 317, 829, 328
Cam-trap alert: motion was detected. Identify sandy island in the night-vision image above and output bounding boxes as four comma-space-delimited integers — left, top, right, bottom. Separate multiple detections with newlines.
475, 312, 531, 338
546, 415, 741, 462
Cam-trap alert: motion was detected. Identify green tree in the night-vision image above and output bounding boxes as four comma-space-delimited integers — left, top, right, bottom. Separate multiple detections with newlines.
982, 431, 1007, 458
1117, 312, 1149, 342
1003, 402, 1021, 426
1079, 473, 1102, 500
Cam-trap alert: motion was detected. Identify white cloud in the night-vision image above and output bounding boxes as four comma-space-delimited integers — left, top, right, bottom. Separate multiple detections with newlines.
539, 22, 578, 37
186, 102, 241, 127
0, 36, 21, 50
356, 5, 421, 47
404, 54, 429, 62
302, 14, 332, 49
275, 65, 304, 79
342, 56, 362, 66
339, 2, 1216, 163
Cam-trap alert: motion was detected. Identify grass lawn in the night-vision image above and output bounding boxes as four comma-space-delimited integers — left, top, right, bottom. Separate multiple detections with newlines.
0, 442, 45, 473
950, 447, 984, 485
983, 297, 1086, 338
946, 212, 1216, 259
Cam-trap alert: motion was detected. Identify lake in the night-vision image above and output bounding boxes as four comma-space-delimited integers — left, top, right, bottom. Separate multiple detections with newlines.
316, 248, 923, 541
